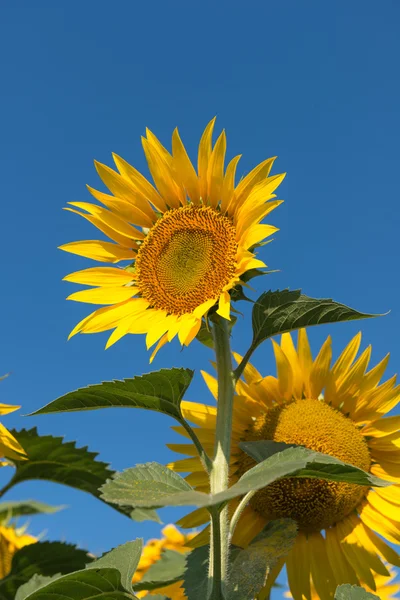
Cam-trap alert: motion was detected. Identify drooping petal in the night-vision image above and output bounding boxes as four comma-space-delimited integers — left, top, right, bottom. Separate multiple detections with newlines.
59, 240, 136, 263
63, 267, 135, 287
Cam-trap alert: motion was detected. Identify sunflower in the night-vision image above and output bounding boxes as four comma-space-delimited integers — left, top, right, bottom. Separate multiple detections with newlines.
284, 566, 399, 600
60, 119, 284, 359
0, 402, 26, 464
167, 329, 400, 599
0, 523, 36, 578
132, 524, 195, 599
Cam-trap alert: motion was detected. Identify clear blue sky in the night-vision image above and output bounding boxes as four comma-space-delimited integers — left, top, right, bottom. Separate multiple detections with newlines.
1, 1, 399, 596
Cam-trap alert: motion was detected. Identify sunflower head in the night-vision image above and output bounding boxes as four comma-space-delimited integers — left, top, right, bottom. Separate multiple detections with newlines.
61, 119, 285, 359
169, 329, 400, 598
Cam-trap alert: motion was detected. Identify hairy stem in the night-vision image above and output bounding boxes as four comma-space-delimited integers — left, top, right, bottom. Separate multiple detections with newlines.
229, 490, 257, 539
207, 316, 235, 600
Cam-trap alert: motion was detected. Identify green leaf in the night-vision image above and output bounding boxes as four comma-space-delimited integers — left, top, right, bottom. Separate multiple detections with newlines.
19, 568, 137, 600
130, 507, 162, 523
100, 462, 195, 509
182, 546, 209, 600
88, 539, 142, 593
112, 446, 388, 509
30, 368, 194, 421
7, 428, 113, 498
0, 541, 92, 600
15, 574, 61, 600
183, 546, 241, 600
335, 584, 379, 599
251, 289, 378, 353
0, 500, 65, 521
228, 519, 297, 600
133, 549, 186, 592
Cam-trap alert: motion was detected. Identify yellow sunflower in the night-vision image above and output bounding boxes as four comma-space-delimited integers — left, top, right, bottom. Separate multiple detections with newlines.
132, 524, 195, 599
0, 402, 26, 464
167, 329, 400, 599
285, 565, 399, 600
60, 119, 285, 359
0, 523, 36, 578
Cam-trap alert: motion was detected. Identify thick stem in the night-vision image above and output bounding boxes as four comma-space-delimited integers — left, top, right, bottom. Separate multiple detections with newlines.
207, 316, 235, 600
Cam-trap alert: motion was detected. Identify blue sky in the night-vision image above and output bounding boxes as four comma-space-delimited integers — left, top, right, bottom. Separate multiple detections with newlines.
1, 1, 399, 596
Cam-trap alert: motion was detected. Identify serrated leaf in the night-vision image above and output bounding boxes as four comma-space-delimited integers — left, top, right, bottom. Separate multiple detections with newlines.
100, 463, 195, 509
0, 500, 65, 522
88, 539, 142, 593
15, 574, 62, 600
130, 507, 162, 523
8, 428, 113, 497
20, 568, 137, 600
0, 541, 92, 600
227, 519, 297, 600
133, 549, 186, 592
335, 584, 379, 599
30, 368, 194, 421
114, 447, 388, 509
251, 289, 378, 353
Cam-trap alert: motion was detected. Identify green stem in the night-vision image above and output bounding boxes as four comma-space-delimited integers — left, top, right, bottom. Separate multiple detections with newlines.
207, 509, 223, 599
233, 344, 254, 383
207, 316, 235, 600
229, 490, 257, 539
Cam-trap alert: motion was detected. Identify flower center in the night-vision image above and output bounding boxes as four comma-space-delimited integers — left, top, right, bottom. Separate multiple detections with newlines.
236, 398, 371, 531
135, 206, 238, 315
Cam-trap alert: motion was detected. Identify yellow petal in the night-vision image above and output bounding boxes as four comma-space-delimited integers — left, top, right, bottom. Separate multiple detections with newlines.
336, 517, 376, 590
325, 527, 359, 586
146, 314, 175, 350
363, 415, 400, 437
221, 155, 241, 213
201, 371, 218, 400
230, 506, 268, 548
149, 333, 170, 363
286, 533, 311, 600
297, 328, 313, 397
177, 507, 210, 528
232, 352, 262, 384
64, 207, 140, 248
207, 130, 226, 208
180, 401, 217, 428
63, 267, 135, 287
142, 137, 183, 208
236, 199, 283, 240
233, 157, 277, 209
309, 336, 332, 398
0, 404, 20, 416
182, 318, 202, 347
360, 353, 390, 393
280, 333, 303, 399
309, 531, 336, 600
59, 240, 136, 263
192, 298, 217, 320
67, 286, 138, 305
332, 332, 362, 381
67, 202, 145, 241
86, 186, 155, 228
69, 299, 148, 337
172, 128, 200, 204
363, 522, 400, 568
112, 153, 167, 213
197, 118, 216, 201
240, 223, 279, 249
272, 339, 293, 401
95, 160, 152, 215
0, 424, 27, 461
359, 500, 400, 545
216, 291, 231, 320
